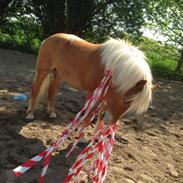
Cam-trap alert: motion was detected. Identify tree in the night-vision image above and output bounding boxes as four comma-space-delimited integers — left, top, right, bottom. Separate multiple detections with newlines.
65, 0, 96, 35
24, 0, 65, 39
147, 0, 183, 72
0, 0, 22, 25
85, 0, 149, 41
1, 0, 151, 43
23, 0, 96, 38
24, 0, 149, 40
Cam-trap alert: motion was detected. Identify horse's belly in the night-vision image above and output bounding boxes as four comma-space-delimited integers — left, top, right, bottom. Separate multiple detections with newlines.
61, 70, 86, 91
66, 79, 85, 91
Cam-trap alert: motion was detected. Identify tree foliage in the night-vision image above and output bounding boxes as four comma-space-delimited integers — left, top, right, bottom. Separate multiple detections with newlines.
0, 0, 22, 24
84, 0, 149, 41
146, 0, 183, 72
147, 0, 183, 47
1, 0, 149, 40
65, 0, 96, 35
24, 0, 66, 38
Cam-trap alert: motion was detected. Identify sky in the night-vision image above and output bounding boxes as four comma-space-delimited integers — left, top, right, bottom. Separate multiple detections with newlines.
142, 28, 168, 42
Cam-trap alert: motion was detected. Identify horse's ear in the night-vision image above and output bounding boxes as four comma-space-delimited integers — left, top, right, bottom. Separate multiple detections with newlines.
124, 80, 147, 98
135, 80, 147, 89
135, 80, 161, 91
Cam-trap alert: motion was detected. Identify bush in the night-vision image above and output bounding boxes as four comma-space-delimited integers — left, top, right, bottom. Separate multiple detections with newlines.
0, 16, 42, 54
140, 37, 183, 81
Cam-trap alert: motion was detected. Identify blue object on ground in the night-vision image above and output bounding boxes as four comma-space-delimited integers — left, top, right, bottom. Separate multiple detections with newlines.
13, 94, 27, 101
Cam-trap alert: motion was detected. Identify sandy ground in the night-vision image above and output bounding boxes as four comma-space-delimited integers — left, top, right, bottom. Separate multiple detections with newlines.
0, 48, 183, 183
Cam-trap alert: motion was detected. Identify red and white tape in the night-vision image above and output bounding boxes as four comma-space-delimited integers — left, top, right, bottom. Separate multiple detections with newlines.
64, 124, 116, 183
13, 71, 114, 183
93, 126, 115, 183
13, 147, 52, 177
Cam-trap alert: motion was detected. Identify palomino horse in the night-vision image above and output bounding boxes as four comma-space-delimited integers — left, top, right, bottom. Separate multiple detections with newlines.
26, 33, 153, 128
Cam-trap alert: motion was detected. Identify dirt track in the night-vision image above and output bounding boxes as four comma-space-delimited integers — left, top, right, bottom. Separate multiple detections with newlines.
0, 48, 183, 183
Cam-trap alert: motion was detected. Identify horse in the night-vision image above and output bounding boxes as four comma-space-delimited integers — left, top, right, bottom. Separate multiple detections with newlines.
26, 33, 153, 129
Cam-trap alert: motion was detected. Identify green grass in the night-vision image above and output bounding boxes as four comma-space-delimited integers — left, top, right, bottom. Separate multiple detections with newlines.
140, 37, 183, 81
146, 51, 183, 80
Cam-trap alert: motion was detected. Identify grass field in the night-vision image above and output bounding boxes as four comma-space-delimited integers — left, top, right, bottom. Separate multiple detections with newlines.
147, 53, 182, 80
139, 37, 183, 81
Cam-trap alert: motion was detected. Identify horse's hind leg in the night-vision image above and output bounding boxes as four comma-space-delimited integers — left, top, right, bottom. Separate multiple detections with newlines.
26, 69, 49, 121
47, 69, 63, 119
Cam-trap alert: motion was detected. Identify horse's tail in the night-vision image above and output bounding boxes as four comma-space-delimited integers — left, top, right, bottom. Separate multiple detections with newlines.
34, 72, 49, 109
34, 70, 55, 109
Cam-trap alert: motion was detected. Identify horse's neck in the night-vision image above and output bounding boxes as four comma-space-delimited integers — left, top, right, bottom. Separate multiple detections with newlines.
84, 46, 105, 93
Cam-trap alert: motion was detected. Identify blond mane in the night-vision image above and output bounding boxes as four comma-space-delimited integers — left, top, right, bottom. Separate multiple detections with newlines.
100, 38, 153, 115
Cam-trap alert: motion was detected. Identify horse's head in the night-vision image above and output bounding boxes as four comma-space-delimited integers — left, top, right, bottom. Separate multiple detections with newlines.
103, 79, 150, 124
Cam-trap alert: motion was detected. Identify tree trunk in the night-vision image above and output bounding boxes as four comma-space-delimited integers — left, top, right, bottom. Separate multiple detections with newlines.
175, 49, 183, 73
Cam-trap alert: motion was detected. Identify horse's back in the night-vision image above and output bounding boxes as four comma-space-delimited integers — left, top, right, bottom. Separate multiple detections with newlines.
42, 33, 97, 50
37, 33, 102, 91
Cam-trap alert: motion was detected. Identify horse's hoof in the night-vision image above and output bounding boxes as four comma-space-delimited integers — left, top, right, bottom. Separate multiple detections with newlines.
48, 115, 57, 119
48, 112, 57, 119
25, 113, 35, 122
